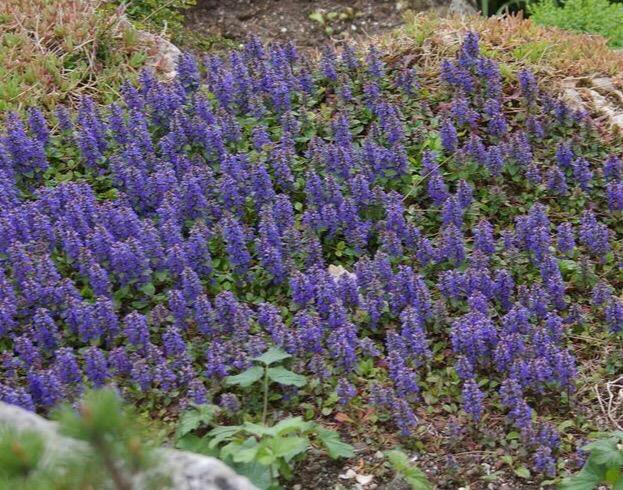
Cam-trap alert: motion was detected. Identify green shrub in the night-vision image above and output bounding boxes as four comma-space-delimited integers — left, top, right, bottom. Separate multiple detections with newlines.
529, 0, 623, 48
175, 348, 354, 489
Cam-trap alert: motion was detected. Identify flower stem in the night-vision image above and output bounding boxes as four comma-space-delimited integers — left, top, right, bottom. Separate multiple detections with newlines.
262, 365, 269, 425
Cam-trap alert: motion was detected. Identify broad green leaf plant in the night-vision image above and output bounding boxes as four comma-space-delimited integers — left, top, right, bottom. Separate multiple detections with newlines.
385, 449, 434, 490
560, 431, 623, 489
226, 347, 307, 424
175, 347, 354, 489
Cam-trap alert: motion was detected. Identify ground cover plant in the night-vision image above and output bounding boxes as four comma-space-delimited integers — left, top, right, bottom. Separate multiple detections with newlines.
529, 0, 623, 48
0, 0, 158, 116
0, 29, 622, 487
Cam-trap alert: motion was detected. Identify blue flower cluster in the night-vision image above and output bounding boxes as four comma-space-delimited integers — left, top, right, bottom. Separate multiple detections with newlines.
0, 32, 621, 476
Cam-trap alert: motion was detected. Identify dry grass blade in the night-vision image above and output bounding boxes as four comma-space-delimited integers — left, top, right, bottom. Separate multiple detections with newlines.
594, 375, 623, 431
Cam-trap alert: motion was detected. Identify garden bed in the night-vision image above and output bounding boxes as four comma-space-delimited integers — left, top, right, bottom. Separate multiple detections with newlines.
1, 5, 623, 490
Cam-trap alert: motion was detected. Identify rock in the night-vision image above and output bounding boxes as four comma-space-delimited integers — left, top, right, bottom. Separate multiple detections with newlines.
0, 401, 257, 490
158, 449, 257, 490
327, 264, 356, 281
355, 473, 374, 485
117, 16, 182, 80
339, 468, 358, 480
448, 0, 478, 15
562, 76, 623, 134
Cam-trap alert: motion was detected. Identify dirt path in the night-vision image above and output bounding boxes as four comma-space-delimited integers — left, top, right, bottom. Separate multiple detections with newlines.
184, 0, 447, 48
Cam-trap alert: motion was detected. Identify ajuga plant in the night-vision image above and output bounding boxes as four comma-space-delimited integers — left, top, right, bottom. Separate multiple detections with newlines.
0, 389, 166, 489
0, 30, 622, 485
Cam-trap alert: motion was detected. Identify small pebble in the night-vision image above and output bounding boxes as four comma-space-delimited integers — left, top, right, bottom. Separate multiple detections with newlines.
355, 474, 373, 485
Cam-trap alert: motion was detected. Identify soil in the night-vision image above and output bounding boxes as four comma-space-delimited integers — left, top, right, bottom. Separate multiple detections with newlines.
184, 0, 447, 49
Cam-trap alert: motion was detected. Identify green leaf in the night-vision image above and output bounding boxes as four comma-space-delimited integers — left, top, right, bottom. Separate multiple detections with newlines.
514, 466, 531, 479
225, 366, 264, 387
269, 435, 310, 460
316, 427, 355, 459
267, 366, 307, 387
278, 457, 294, 480
271, 417, 311, 436
236, 461, 273, 490
585, 439, 623, 467
207, 425, 242, 448
309, 10, 324, 24
175, 434, 218, 456
232, 443, 261, 464
140, 282, 156, 296
242, 422, 276, 437
557, 420, 575, 432
606, 466, 622, 484
560, 459, 606, 490
559, 259, 579, 274
253, 347, 292, 366
385, 450, 433, 490
220, 440, 245, 461
176, 404, 217, 439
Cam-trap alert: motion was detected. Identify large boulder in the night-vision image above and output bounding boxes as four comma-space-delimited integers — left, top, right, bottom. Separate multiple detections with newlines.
0, 401, 257, 490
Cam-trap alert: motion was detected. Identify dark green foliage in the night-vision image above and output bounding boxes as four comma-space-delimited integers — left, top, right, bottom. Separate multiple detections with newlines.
176, 409, 354, 490
175, 348, 353, 489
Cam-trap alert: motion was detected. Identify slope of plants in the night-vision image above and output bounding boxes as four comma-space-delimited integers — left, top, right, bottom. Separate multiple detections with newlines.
0, 28, 622, 487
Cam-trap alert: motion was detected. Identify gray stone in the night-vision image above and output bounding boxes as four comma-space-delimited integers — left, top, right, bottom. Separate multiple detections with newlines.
447, 0, 478, 15
0, 401, 257, 490
117, 16, 182, 80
